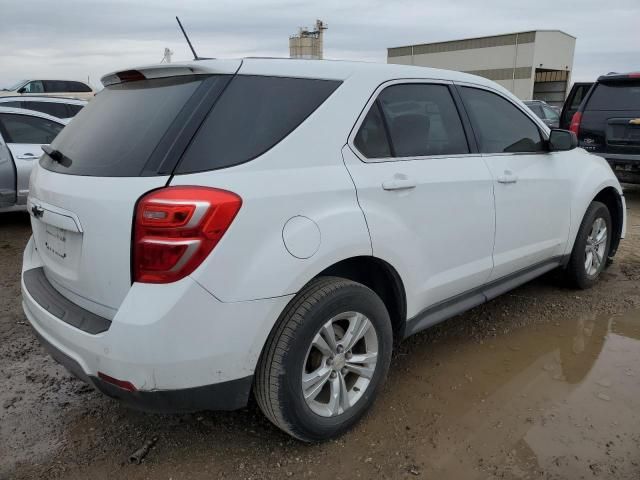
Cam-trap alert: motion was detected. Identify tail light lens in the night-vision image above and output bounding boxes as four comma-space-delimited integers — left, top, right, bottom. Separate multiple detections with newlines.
133, 186, 242, 283
569, 111, 582, 136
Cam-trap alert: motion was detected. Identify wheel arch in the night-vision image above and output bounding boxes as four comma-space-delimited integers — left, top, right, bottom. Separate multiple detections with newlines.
314, 256, 407, 340
592, 186, 624, 258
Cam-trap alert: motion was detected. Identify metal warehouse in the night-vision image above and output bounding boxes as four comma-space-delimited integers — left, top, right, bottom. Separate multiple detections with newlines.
387, 30, 576, 106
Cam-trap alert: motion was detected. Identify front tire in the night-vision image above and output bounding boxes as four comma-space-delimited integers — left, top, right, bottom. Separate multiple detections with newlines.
565, 201, 612, 289
254, 276, 393, 442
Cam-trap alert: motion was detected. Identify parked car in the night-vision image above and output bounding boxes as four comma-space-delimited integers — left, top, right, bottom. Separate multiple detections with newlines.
559, 82, 594, 130
0, 79, 94, 101
566, 72, 640, 184
21, 59, 626, 442
0, 96, 86, 121
0, 107, 65, 212
524, 100, 561, 128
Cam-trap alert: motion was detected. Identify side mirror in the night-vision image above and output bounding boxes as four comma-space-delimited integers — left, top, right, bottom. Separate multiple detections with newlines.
549, 129, 577, 151
17, 87, 26, 94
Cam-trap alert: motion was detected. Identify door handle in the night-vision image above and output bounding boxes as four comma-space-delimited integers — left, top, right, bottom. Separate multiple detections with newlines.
17, 153, 37, 160
382, 178, 417, 191
497, 171, 518, 184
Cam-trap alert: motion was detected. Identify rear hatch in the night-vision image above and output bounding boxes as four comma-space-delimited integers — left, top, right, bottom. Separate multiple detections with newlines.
28, 63, 240, 318
579, 76, 640, 158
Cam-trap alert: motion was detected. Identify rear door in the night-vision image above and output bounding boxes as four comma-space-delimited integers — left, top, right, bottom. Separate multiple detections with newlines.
0, 112, 63, 204
27, 67, 239, 318
560, 82, 593, 129
343, 80, 495, 313
457, 85, 571, 280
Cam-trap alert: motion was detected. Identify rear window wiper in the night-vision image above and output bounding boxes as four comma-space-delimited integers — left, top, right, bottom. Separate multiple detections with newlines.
41, 145, 72, 167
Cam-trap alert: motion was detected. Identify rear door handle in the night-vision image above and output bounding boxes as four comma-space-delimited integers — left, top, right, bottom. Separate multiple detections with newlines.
497, 171, 518, 184
382, 178, 417, 191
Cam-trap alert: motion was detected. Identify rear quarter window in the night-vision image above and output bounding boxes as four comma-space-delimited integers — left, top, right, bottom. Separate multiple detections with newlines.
175, 76, 341, 174
586, 81, 640, 111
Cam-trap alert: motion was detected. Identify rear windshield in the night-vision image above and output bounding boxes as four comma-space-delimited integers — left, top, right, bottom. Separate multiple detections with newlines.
175, 75, 341, 174
587, 81, 640, 111
41, 75, 217, 176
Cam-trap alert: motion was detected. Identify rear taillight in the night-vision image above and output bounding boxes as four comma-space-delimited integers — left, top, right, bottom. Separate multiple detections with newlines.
569, 111, 582, 136
133, 186, 242, 283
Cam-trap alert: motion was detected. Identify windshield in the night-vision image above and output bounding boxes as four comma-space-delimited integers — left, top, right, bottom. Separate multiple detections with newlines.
3, 80, 27, 91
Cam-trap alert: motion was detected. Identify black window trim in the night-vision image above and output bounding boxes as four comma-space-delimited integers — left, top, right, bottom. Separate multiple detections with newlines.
348, 78, 481, 163
452, 81, 552, 157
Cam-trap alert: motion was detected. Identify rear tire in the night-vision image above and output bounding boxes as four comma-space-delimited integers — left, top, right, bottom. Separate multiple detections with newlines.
254, 276, 393, 442
565, 201, 612, 289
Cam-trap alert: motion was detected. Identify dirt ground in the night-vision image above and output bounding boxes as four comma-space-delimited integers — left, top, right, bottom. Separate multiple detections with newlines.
2, 186, 640, 480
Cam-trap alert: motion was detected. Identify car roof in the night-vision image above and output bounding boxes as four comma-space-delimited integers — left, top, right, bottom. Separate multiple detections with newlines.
0, 106, 67, 124
0, 95, 87, 105
102, 57, 508, 91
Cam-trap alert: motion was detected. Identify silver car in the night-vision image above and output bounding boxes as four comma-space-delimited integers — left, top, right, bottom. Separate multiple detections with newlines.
0, 107, 65, 212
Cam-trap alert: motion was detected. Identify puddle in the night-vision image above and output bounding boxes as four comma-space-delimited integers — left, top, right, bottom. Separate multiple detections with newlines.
363, 308, 640, 479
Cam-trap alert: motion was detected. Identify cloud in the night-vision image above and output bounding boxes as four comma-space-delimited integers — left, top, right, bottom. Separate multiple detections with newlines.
0, 0, 638, 88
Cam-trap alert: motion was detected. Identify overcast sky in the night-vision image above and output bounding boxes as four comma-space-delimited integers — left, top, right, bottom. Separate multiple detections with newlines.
1, 0, 638, 89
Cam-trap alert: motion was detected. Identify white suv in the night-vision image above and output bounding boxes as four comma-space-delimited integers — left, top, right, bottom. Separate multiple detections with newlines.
21, 59, 626, 441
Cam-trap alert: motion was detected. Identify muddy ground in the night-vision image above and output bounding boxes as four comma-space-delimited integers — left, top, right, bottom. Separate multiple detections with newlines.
2, 187, 640, 480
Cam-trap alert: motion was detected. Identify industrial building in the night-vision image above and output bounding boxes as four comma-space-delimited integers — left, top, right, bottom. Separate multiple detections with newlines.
388, 30, 576, 106
289, 20, 327, 60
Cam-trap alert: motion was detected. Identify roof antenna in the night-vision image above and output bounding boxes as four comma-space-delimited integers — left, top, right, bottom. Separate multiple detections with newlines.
176, 16, 202, 60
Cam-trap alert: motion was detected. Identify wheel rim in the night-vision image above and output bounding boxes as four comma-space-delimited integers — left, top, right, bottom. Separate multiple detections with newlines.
301, 311, 379, 417
584, 217, 607, 277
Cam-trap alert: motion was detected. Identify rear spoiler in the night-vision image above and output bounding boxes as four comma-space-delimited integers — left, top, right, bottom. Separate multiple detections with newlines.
597, 72, 640, 83
101, 60, 243, 87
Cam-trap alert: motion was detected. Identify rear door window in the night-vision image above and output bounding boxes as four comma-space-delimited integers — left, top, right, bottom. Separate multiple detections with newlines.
586, 81, 640, 111
175, 76, 340, 174
375, 83, 469, 157
43, 81, 68, 93
41, 75, 222, 177
459, 87, 545, 153
0, 113, 63, 144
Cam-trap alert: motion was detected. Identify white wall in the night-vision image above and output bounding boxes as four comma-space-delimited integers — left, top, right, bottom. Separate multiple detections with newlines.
532, 31, 575, 72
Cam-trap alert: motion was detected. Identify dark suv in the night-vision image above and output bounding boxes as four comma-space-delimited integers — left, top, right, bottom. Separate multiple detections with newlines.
566, 73, 640, 183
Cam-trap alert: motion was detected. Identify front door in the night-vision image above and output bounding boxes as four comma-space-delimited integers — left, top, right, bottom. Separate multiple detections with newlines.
343, 81, 496, 318
457, 86, 571, 280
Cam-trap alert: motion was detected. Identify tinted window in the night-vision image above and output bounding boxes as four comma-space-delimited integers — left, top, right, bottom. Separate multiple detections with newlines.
375, 84, 468, 157
66, 104, 84, 117
176, 76, 340, 174
22, 81, 44, 94
43, 81, 68, 93
0, 113, 62, 144
460, 87, 544, 153
0, 101, 22, 108
67, 81, 92, 92
354, 103, 391, 158
23, 101, 69, 118
42, 75, 212, 177
569, 85, 590, 109
587, 81, 640, 111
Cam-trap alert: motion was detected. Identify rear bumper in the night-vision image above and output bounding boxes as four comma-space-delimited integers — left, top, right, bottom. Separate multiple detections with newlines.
21, 237, 293, 412
31, 326, 252, 412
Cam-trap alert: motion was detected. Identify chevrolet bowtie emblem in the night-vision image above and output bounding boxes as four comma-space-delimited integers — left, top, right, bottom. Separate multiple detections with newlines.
31, 204, 44, 218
